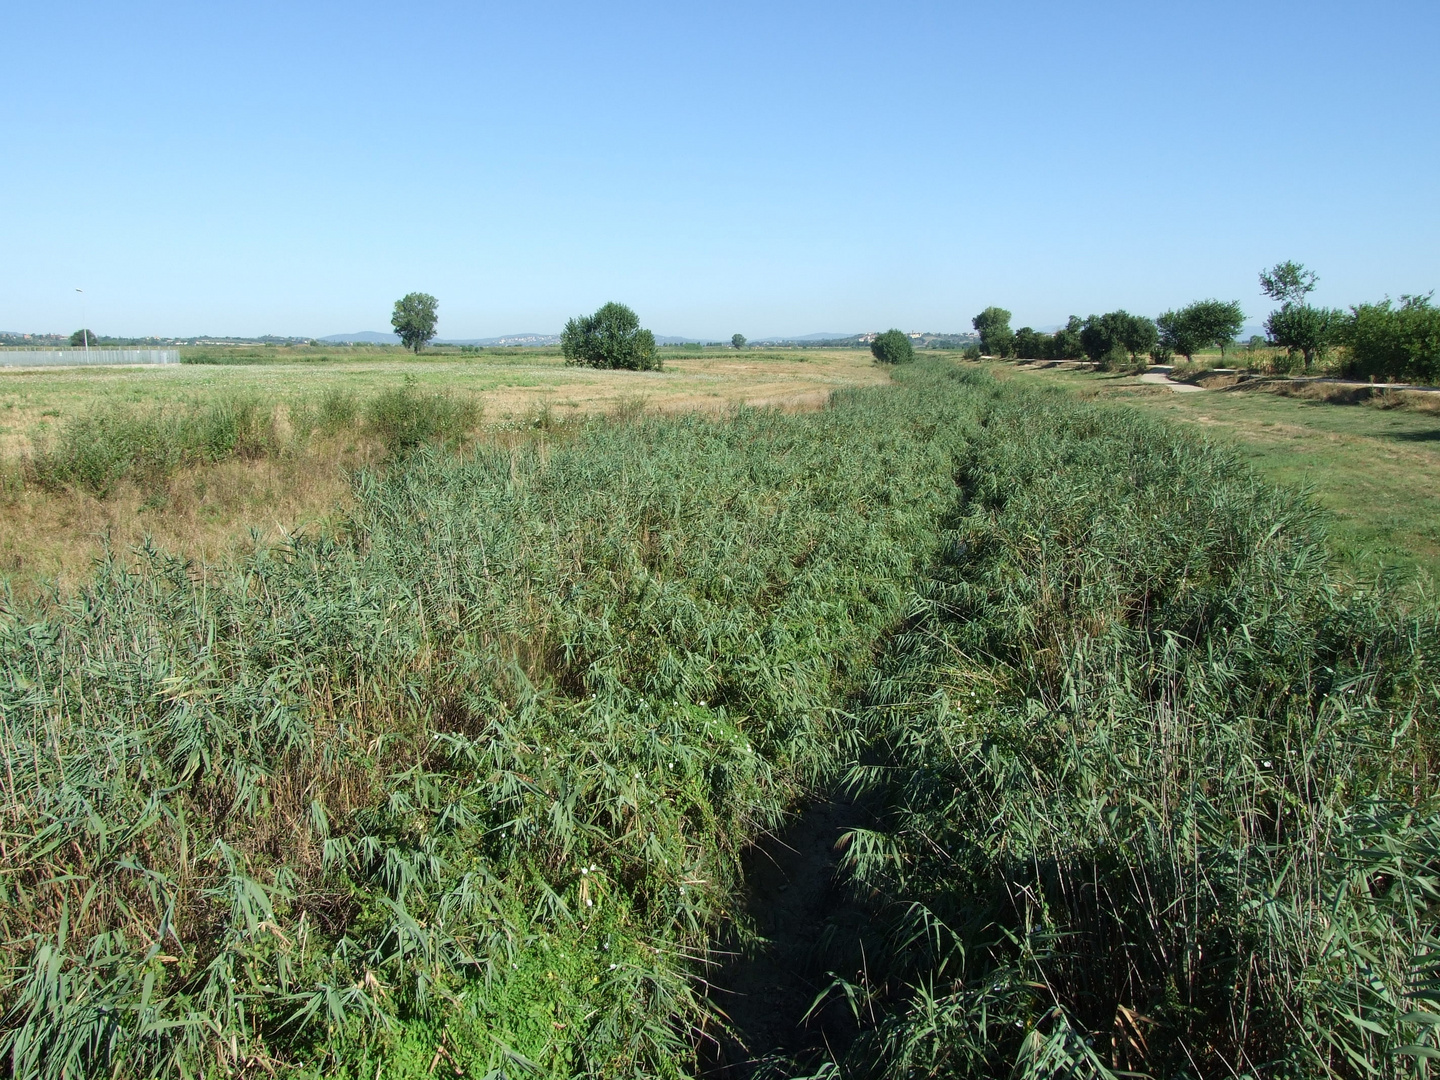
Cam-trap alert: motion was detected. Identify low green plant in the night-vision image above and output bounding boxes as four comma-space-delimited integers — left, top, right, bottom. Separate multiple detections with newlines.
0, 362, 981, 1077
364, 378, 478, 454
24, 395, 280, 496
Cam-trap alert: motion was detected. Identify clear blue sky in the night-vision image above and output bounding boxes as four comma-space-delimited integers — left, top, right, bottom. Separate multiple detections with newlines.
3, 1, 1436, 340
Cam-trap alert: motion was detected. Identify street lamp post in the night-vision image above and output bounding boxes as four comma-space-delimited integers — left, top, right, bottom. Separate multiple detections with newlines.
75, 288, 88, 357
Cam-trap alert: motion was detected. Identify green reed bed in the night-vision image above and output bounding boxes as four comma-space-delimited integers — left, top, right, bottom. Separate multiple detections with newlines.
4, 361, 1437, 1079
0, 368, 978, 1078
20, 379, 476, 496
819, 386, 1440, 1079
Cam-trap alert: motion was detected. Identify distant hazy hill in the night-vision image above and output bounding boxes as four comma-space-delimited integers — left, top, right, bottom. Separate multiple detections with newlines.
320, 331, 401, 344
450, 334, 560, 347
752, 332, 862, 344
319, 331, 566, 347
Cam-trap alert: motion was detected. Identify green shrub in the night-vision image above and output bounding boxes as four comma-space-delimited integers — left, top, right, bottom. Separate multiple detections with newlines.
24, 396, 279, 496
1343, 294, 1440, 384
870, 329, 915, 365
364, 378, 479, 454
560, 302, 660, 371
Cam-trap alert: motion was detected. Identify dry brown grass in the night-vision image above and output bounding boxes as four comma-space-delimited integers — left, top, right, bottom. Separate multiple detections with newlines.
0, 350, 890, 596
0, 441, 364, 596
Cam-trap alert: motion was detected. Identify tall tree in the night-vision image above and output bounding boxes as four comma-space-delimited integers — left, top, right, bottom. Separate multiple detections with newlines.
1119, 312, 1158, 362
1261, 261, 1334, 370
1013, 327, 1046, 360
1049, 316, 1084, 360
731, 333, 746, 350
1265, 304, 1342, 369
971, 307, 1014, 357
391, 292, 439, 353
68, 329, 98, 347
561, 302, 660, 370
1079, 312, 1129, 366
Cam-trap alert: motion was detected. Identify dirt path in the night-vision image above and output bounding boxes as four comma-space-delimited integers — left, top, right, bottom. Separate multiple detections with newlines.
1137, 365, 1204, 392
703, 796, 873, 1077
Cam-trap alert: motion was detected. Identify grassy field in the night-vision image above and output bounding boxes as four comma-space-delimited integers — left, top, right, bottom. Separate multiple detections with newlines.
0, 347, 881, 452
0, 348, 884, 592
2, 360, 1436, 1080
989, 361, 1440, 581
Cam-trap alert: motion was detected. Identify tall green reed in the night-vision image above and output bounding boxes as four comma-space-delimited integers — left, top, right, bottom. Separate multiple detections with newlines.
0, 364, 980, 1077
824, 384, 1440, 1079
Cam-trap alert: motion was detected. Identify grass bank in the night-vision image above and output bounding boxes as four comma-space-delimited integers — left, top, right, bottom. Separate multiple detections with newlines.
992, 361, 1440, 581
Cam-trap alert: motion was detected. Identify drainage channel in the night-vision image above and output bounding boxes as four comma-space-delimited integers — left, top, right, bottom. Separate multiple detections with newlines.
701, 794, 876, 1077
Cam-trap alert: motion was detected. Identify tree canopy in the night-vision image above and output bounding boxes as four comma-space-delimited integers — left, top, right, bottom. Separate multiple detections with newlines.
971, 307, 1015, 357
69, 329, 98, 347
1157, 300, 1244, 361
1259, 261, 1319, 306
391, 293, 439, 354
1013, 327, 1046, 360
1265, 304, 1343, 369
561, 302, 660, 371
1119, 312, 1159, 361
731, 334, 746, 350
1052, 316, 1084, 361
870, 329, 915, 365
1344, 294, 1440, 383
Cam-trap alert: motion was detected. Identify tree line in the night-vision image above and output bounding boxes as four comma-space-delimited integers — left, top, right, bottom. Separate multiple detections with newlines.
967, 262, 1440, 382
972, 301, 1245, 368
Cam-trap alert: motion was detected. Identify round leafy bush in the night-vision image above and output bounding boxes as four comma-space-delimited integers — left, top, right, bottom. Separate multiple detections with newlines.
561, 302, 660, 371
870, 329, 915, 365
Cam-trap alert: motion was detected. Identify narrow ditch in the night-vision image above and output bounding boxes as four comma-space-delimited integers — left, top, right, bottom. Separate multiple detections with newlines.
702, 794, 877, 1077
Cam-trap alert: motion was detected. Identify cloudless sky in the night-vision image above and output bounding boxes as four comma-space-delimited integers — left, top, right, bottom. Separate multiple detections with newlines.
2, 1, 1436, 339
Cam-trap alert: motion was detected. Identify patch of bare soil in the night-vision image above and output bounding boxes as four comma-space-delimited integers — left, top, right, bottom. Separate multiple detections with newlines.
702, 796, 876, 1078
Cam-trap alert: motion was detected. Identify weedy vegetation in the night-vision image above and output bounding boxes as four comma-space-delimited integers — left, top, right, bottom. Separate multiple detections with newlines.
19, 381, 479, 498
1, 360, 1436, 1079
817, 386, 1440, 1078
0, 366, 976, 1077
